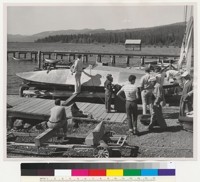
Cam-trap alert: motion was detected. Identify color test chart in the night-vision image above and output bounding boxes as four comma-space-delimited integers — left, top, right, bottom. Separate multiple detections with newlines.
21, 162, 176, 182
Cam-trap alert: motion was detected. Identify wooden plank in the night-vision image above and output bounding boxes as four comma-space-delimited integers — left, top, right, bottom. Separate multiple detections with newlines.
121, 114, 127, 122
115, 113, 126, 123
8, 98, 40, 112
98, 110, 109, 120
110, 112, 121, 122
62, 93, 79, 106
82, 103, 95, 112
87, 104, 100, 114
75, 102, 85, 110
12, 99, 45, 113
92, 104, 104, 117
104, 112, 115, 121
7, 96, 32, 107
35, 128, 57, 147
29, 100, 54, 114
94, 105, 106, 118
78, 102, 91, 112
35, 101, 55, 115
7, 110, 49, 121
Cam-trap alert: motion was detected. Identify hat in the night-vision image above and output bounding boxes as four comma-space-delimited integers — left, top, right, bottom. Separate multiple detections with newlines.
149, 76, 156, 82
181, 71, 190, 77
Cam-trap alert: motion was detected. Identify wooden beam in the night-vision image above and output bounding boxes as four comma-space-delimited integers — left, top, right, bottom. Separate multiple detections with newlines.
34, 128, 57, 147
62, 93, 79, 106
85, 121, 105, 146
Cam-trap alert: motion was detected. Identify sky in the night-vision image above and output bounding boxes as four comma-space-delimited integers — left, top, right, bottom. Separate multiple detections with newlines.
7, 5, 187, 35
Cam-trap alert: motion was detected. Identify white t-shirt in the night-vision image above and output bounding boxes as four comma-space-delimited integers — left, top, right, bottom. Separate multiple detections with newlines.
120, 83, 138, 101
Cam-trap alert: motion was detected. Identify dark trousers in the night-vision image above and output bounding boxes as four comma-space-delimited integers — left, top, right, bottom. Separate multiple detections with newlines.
105, 93, 112, 111
126, 100, 138, 130
149, 105, 167, 129
179, 96, 193, 116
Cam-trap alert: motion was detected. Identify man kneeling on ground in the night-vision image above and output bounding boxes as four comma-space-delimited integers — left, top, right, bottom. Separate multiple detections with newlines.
47, 99, 68, 137
148, 77, 167, 131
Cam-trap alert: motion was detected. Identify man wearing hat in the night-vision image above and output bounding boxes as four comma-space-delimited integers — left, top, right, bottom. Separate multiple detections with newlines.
140, 66, 154, 115
104, 74, 114, 113
179, 71, 193, 115
148, 77, 167, 130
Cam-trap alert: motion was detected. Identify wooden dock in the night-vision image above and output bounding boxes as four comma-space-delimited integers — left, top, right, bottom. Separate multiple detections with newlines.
7, 95, 127, 123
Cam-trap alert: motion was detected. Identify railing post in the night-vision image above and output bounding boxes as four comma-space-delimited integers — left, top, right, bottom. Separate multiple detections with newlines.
140, 56, 145, 66
126, 56, 130, 65
73, 54, 76, 60
98, 55, 102, 62
111, 55, 115, 64
85, 54, 88, 63
37, 51, 42, 69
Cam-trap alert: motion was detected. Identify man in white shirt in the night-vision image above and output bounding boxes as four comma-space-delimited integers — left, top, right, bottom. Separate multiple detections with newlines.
117, 75, 139, 135
47, 99, 68, 137
72, 54, 84, 94
140, 67, 154, 115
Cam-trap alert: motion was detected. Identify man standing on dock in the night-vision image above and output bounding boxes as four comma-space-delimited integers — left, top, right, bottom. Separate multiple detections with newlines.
179, 71, 193, 116
104, 74, 114, 113
140, 66, 154, 115
47, 99, 68, 137
116, 75, 138, 135
72, 54, 84, 94
147, 77, 167, 131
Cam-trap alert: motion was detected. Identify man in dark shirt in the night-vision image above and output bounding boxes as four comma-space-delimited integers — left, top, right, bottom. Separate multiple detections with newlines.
179, 71, 193, 116
104, 74, 113, 113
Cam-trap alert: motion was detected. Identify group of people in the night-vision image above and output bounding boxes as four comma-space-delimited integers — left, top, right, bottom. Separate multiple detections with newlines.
105, 65, 193, 135
46, 55, 193, 138
114, 66, 167, 135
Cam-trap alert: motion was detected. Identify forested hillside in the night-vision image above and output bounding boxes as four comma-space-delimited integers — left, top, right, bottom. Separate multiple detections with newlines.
35, 22, 186, 46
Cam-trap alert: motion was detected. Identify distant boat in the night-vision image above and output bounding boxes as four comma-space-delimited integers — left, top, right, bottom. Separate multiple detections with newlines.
44, 58, 60, 64
12, 57, 33, 61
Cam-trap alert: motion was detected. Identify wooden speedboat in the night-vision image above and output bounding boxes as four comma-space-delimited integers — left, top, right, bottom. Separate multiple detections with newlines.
16, 64, 178, 99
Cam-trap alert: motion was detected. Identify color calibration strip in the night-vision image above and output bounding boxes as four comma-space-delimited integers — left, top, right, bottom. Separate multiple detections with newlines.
21, 169, 175, 177
21, 163, 176, 182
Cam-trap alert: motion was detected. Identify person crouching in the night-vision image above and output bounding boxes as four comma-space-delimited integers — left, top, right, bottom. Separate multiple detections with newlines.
47, 99, 68, 138
104, 74, 113, 113
147, 77, 167, 131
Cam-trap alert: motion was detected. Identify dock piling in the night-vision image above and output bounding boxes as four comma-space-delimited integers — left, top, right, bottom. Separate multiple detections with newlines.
37, 51, 42, 69
126, 56, 130, 65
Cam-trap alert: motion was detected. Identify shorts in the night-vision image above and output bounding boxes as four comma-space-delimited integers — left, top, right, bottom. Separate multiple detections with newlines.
141, 90, 153, 105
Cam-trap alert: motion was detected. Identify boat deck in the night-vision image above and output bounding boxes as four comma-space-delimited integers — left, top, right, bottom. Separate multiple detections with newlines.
7, 95, 127, 123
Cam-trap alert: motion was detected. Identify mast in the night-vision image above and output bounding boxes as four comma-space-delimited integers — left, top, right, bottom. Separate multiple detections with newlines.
178, 6, 194, 76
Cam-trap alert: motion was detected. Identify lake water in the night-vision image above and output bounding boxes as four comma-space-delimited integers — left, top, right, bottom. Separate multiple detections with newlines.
7, 42, 180, 95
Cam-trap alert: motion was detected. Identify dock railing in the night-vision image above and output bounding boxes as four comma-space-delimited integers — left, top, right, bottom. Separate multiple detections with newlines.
7, 50, 180, 69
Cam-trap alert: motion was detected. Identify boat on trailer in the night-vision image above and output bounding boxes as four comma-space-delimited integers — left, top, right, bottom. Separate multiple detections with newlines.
16, 61, 179, 100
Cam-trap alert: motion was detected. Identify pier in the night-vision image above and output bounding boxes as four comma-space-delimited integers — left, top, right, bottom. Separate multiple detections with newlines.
7, 50, 179, 68
7, 95, 127, 127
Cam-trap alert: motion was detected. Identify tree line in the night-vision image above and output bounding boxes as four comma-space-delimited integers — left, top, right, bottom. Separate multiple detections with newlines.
35, 23, 186, 46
